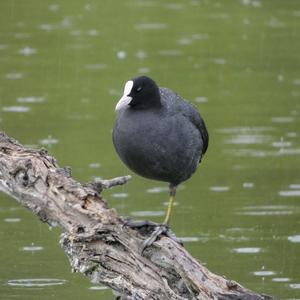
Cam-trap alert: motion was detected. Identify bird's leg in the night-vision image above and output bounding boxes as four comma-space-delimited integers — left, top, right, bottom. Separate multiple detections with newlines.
163, 183, 177, 225
122, 184, 177, 229
141, 184, 181, 252
123, 184, 181, 254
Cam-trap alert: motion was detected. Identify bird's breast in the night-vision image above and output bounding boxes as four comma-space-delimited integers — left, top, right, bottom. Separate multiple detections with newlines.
113, 109, 202, 184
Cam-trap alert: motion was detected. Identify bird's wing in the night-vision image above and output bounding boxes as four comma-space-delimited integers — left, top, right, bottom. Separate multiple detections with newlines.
160, 87, 209, 156
184, 104, 209, 155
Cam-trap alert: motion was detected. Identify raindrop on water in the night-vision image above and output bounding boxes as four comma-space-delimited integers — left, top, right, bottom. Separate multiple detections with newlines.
117, 51, 126, 60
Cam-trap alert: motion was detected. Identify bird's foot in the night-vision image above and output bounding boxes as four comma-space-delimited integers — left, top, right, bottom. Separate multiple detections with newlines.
123, 218, 183, 254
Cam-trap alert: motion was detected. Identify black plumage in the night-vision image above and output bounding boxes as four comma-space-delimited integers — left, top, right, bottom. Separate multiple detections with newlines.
113, 76, 208, 187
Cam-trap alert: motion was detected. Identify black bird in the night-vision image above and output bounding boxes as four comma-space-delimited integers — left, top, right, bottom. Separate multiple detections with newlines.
113, 76, 208, 246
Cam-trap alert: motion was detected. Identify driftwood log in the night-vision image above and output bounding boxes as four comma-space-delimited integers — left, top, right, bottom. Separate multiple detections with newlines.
0, 132, 275, 300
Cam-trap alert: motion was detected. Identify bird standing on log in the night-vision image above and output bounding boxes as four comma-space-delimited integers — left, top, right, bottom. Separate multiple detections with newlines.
113, 76, 209, 247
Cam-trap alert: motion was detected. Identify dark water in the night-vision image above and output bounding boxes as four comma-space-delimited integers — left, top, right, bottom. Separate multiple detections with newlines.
1, 0, 300, 299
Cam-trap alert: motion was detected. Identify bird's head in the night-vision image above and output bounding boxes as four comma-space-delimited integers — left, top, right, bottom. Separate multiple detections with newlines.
115, 76, 161, 111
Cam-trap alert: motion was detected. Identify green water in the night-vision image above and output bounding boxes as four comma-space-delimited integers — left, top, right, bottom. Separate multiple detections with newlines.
1, 0, 300, 299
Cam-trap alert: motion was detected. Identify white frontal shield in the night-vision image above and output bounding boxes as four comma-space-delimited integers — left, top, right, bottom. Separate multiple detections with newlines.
115, 80, 134, 111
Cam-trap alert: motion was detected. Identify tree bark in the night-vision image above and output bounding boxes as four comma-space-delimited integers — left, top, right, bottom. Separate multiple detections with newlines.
0, 132, 275, 300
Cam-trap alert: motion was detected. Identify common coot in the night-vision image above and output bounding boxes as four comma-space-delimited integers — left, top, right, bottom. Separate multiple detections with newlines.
113, 76, 208, 247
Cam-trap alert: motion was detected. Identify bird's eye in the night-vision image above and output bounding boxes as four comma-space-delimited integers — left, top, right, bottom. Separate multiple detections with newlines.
136, 86, 142, 92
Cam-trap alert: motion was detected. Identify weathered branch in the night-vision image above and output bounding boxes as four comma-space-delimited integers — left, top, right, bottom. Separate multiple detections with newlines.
0, 132, 275, 300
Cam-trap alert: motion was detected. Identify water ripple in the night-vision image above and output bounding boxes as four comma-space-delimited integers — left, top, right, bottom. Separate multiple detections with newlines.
4, 218, 21, 223
194, 96, 208, 103
5, 72, 24, 80
217, 126, 274, 134
253, 271, 276, 276
3, 106, 31, 113
21, 245, 44, 252
39, 23, 55, 31
39, 135, 59, 146
232, 247, 262, 254
135, 23, 168, 30
289, 184, 300, 189
272, 277, 290, 282
271, 116, 295, 123
88, 163, 101, 169
131, 210, 165, 217
210, 186, 230, 192
279, 190, 300, 197
146, 186, 169, 193
112, 193, 128, 199
7, 278, 67, 287
214, 58, 227, 65
228, 148, 300, 157
17, 96, 46, 103
237, 205, 295, 216
225, 134, 271, 145
158, 49, 183, 56
287, 235, 300, 243
272, 140, 292, 148
48, 4, 59, 11
0, 44, 9, 50
267, 17, 285, 28
18, 47, 37, 56
89, 285, 108, 290
243, 182, 254, 188
163, 3, 184, 10
85, 64, 107, 70
179, 236, 207, 243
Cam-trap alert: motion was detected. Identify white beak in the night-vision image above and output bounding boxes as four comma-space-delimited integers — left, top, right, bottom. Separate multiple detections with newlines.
115, 80, 133, 111
115, 95, 132, 111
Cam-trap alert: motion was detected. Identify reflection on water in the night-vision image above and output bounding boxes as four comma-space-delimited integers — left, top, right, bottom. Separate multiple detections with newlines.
0, 0, 299, 299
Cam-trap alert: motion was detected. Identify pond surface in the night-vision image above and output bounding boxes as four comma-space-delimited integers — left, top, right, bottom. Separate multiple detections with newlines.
1, 0, 300, 299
